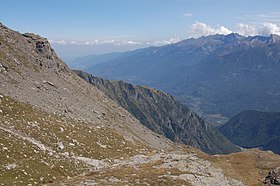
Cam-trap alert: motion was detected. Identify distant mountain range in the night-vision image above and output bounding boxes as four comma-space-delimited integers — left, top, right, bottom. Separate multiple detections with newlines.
220, 110, 280, 154
75, 70, 240, 154
71, 33, 280, 121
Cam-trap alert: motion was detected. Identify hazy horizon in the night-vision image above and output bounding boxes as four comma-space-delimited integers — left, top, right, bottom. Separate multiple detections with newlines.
1, 0, 280, 61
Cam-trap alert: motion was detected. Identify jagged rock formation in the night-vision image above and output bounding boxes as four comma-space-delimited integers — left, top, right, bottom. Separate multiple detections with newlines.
220, 110, 280, 154
264, 168, 280, 185
1, 23, 280, 185
78, 33, 280, 122
75, 70, 240, 155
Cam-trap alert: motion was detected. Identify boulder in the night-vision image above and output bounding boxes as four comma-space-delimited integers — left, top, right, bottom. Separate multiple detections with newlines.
264, 168, 280, 185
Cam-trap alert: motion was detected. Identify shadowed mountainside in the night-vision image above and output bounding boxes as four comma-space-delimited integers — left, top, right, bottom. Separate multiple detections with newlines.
220, 110, 280, 154
75, 70, 240, 155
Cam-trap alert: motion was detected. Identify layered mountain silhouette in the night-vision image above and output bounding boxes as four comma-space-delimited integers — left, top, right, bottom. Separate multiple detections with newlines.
75, 70, 240, 154
220, 110, 280, 154
76, 33, 280, 120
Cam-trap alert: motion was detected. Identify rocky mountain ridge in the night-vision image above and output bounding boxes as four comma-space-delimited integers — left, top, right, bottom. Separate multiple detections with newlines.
0, 23, 172, 150
75, 70, 240, 155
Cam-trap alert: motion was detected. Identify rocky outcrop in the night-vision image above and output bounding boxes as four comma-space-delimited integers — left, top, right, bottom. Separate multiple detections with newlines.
264, 168, 280, 185
75, 70, 240, 155
0, 24, 68, 73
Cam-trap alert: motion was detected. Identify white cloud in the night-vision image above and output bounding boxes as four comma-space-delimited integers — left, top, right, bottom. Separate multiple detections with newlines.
236, 23, 257, 36
188, 22, 280, 38
189, 22, 232, 38
127, 41, 141, 45
50, 39, 145, 46
168, 36, 181, 43
260, 22, 280, 36
49, 40, 68, 45
235, 22, 280, 36
50, 22, 280, 48
219, 26, 232, 35
150, 36, 181, 45
184, 13, 193, 17
102, 39, 116, 44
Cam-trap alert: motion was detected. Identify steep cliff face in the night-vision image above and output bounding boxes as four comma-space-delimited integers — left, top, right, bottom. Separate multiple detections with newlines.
75, 70, 240, 155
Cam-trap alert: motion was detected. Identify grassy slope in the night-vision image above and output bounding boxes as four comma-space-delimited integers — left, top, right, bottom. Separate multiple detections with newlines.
0, 95, 150, 185
206, 149, 280, 186
1, 90, 280, 185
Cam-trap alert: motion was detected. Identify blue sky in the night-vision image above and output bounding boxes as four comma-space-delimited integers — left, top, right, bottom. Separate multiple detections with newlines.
1, 0, 280, 60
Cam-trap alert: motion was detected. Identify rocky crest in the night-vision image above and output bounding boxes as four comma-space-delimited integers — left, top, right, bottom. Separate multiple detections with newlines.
0, 23, 68, 73
75, 70, 240, 154
22, 33, 65, 69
